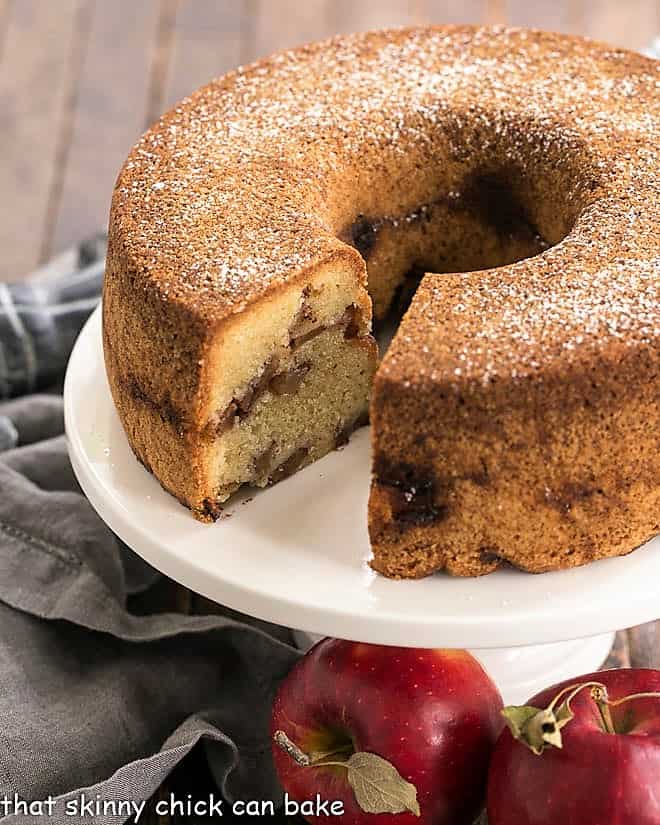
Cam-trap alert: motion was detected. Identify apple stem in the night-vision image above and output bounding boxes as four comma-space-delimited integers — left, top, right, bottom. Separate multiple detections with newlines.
273, 730, 312, 766
591, 688, 660, 734
590, 685, 615, 735
309, 744, 355, 762
304, 759, 349, 770
546, 681, 606, 714
273, 730, 354, 769
609, 691, 660, 709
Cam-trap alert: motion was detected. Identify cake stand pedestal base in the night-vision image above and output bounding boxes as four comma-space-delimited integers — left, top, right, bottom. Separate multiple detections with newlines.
294, 630, 616, 704
472, 632, 616, 704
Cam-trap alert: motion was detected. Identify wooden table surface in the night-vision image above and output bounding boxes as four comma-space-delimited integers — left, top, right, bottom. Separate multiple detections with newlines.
1, 1, 658, 822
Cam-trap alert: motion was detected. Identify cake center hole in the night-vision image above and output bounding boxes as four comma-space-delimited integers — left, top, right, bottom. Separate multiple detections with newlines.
340, 165, 577, 343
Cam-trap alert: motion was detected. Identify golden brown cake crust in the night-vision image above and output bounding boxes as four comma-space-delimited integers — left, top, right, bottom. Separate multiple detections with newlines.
104, 25, 659, 569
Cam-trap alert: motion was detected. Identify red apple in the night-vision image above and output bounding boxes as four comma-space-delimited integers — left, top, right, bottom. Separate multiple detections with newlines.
271, 638, 503, 825
488, 668, 660, 825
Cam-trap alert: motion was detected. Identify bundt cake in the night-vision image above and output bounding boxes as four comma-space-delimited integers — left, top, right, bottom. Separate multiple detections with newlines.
103, 25, 659, 578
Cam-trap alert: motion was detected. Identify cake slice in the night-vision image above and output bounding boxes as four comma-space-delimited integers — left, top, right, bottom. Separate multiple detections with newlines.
104, 246, 377, 519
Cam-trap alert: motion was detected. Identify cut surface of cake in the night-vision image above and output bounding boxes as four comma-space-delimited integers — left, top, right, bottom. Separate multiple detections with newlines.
103, 25, 659, 576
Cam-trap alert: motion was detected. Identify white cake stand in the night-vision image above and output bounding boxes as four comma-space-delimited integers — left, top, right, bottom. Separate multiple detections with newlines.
64, 308, 659, 703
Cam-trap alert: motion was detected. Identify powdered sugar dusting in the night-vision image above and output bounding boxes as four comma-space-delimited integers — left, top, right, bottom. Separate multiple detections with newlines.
110, 25, 659, 384
383, 253, 658, 390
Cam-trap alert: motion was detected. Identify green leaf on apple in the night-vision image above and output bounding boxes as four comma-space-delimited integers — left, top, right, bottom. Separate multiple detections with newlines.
502, 705, 569, 755
274, 730, 420, 817
501, 705, 542, 741
345, 752, 421, 817
502, 685, 588, 755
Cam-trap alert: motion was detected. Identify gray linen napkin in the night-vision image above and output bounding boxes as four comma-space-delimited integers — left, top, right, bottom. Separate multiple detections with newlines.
0, 238, 301, 822
0, 412, 300, 823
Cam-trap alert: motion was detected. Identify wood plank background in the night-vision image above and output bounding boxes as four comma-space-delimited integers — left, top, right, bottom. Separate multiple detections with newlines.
1, 0, 658, 281
0, 1, 658, 821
